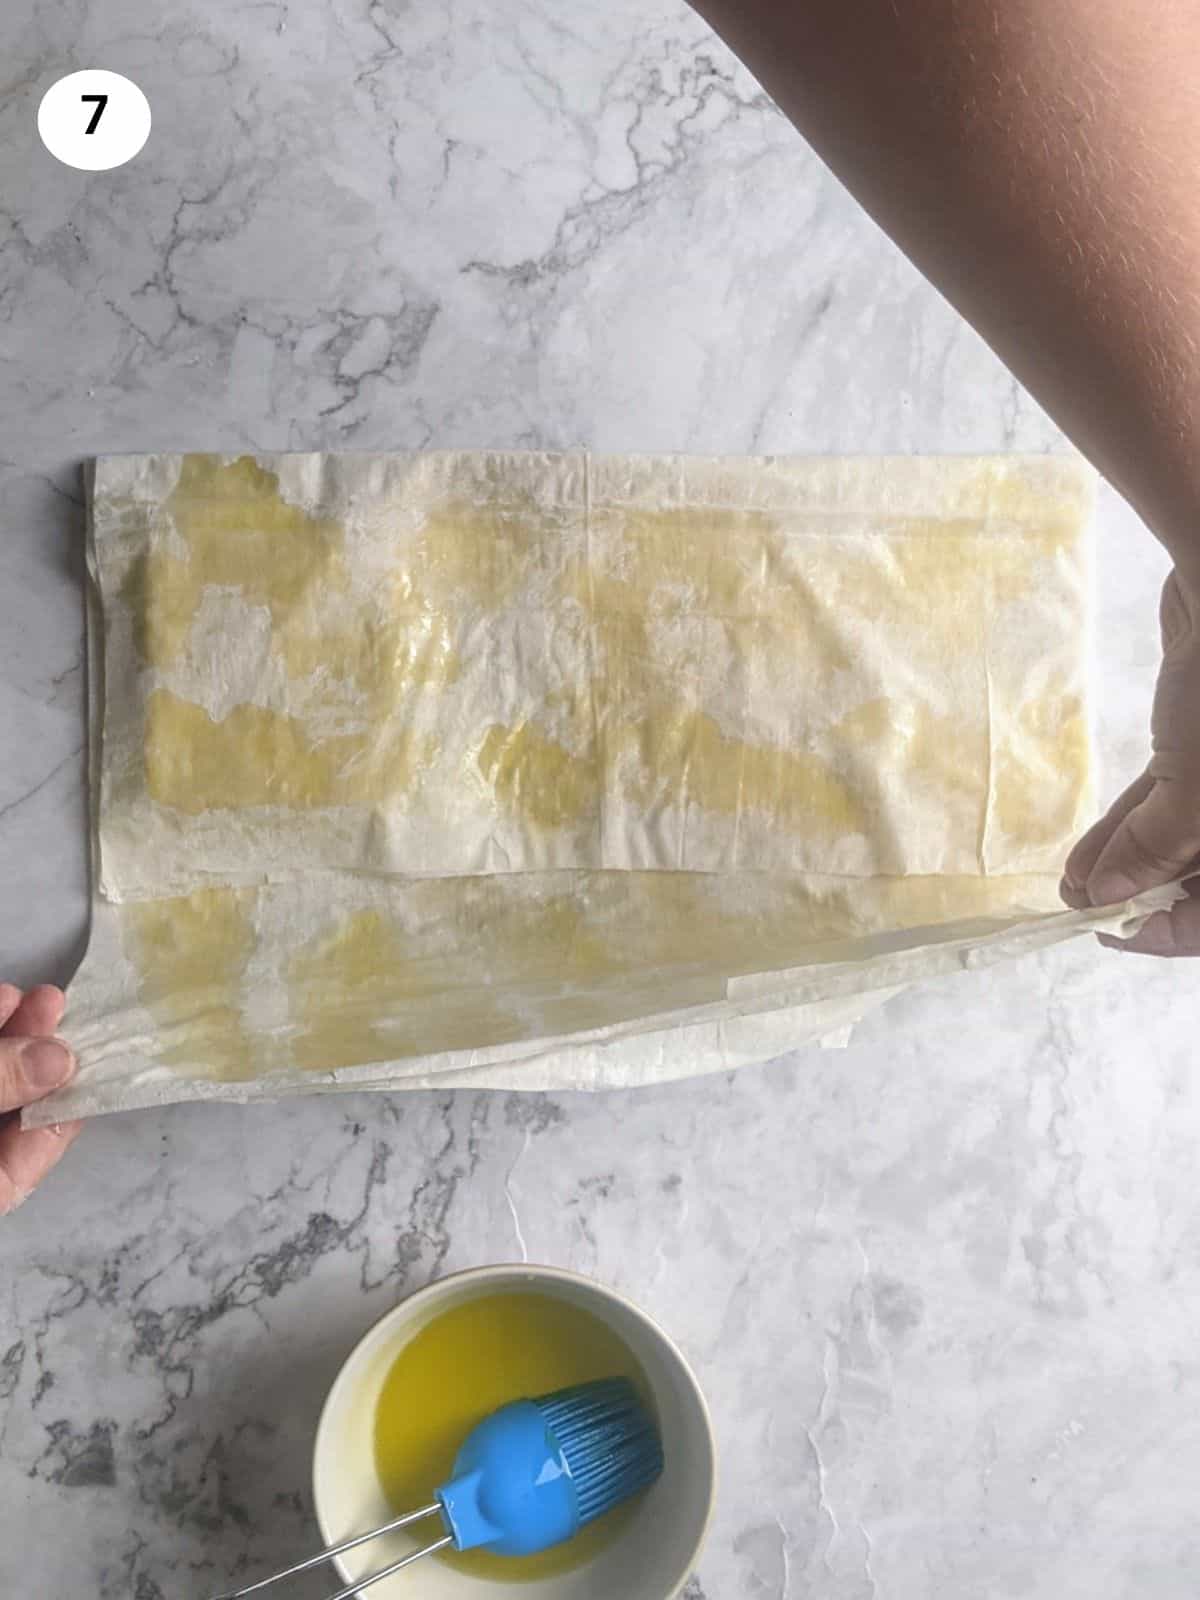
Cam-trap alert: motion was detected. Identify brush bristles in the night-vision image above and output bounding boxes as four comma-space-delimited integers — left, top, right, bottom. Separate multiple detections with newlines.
533, 1378, 664, 1525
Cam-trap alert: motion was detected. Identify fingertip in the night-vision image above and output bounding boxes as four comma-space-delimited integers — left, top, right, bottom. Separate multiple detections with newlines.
1086, 868, 1143, 909
24, 984, 67, 1025
1061, 843, 1091, 890
1064, 773, 1160, 903
1060, 853, 1085, 889
0, 985, 68, 1038
1059, 876, 1090, 910
22, 1038, 75, 1092
25, 983, 65, 1007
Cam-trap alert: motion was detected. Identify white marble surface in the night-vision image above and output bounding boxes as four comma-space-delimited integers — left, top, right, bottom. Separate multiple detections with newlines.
1, 2, 1197, 1596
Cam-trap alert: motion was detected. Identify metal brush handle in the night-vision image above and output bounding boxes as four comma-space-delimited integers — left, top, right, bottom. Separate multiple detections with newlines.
209, 1503, 454, 1600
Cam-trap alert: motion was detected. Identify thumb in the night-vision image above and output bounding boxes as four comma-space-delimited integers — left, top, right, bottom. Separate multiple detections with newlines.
0, 1037, 75, 1114
1062, 771, 1154, 900
1085, 779, 1200, 906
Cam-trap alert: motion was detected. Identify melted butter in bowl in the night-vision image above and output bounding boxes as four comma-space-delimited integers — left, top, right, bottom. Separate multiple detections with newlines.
313, 1264, 715, 1599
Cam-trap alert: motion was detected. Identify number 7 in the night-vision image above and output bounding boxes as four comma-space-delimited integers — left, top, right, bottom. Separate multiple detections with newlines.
81, 93, 108, 134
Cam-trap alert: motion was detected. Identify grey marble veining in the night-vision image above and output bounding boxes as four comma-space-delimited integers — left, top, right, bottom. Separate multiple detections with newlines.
2, 2, 1197, 1596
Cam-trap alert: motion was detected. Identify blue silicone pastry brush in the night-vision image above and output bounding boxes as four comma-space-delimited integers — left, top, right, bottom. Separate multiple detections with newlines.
210, 1377, 664, 1600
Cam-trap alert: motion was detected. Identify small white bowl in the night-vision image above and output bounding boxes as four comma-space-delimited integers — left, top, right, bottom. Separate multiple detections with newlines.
313, 1263, 715, 1600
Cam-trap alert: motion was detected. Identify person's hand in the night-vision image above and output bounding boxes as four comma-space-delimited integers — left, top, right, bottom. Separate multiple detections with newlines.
1061, 570, 1200, 955
0, 983, 82, 1214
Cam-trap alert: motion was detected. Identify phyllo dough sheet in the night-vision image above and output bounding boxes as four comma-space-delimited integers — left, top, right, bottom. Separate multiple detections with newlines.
92, 451, 1093, 894
35, 449, 1166, 1125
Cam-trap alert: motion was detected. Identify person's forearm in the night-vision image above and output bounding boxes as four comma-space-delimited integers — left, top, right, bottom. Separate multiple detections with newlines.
695, 0, 1200, 589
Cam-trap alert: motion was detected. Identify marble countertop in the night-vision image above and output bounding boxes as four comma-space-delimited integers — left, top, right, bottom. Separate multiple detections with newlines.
2, 3, 1198, 1596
